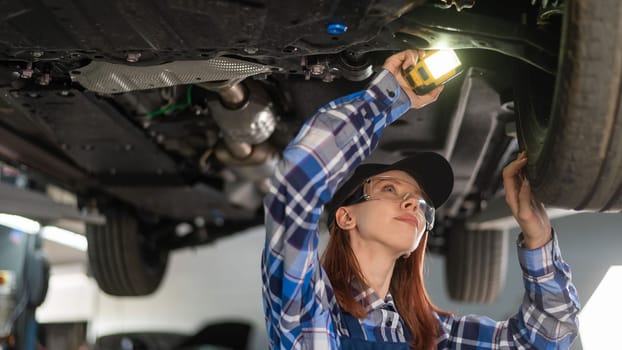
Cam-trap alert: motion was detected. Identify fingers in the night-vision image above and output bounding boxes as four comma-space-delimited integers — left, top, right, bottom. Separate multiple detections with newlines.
505, 151, 528, 177
411, 85, 444, 109
501, 151, 552, 247
503, 151, 528, 213
402, 50, 417, 70
517, 176, 534, 220
425, 85, 444, 102
383, 50, 420, 74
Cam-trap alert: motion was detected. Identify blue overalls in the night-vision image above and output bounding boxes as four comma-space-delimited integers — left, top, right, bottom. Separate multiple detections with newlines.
339, 312, 413, 350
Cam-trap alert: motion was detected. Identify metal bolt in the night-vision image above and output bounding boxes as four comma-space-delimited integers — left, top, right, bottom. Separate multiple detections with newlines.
175, 222, 193, 237
310, 64, 325, 76
21, 67, 33, 79
244, 47, 259, 54
126, 52, 141, 63
37, 73, 51, 86
194, 216, 206, 227
31, 51, 44, 58
60, 90, 70, 96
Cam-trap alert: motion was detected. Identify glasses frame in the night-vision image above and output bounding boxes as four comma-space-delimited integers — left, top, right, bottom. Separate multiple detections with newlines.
355, 175, 436, 231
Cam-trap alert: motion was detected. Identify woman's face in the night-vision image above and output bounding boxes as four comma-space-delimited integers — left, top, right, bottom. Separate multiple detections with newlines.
346, 170, 429, 257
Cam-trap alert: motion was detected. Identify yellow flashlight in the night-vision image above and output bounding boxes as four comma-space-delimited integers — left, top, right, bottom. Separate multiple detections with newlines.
402, 50, 463, 95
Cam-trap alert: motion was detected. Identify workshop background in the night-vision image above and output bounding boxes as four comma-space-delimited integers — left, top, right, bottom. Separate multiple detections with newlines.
24, 211, 621, 350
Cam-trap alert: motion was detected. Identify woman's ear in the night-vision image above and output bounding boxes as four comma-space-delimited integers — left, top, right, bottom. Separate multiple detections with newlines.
335, 207, 356, 230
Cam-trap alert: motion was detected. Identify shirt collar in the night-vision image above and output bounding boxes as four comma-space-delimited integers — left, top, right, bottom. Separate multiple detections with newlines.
350, 280, 398, 313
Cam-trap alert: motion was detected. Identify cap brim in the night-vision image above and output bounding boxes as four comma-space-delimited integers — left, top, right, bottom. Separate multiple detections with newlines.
385, 153, 454, 208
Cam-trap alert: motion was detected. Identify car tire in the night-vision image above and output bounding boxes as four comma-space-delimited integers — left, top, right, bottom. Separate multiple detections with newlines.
445, 225, 508, 303
515, 0, 622, 211
87, 207, 168, 296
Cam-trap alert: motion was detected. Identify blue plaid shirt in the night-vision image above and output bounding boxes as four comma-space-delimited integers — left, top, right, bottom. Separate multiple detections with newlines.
261, 70, 580, 349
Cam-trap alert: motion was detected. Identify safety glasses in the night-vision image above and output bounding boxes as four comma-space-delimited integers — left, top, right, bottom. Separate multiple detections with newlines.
356, 176, 436, 231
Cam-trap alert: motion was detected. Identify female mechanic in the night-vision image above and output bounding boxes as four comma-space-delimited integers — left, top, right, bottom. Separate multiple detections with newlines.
261, 49, 580, 349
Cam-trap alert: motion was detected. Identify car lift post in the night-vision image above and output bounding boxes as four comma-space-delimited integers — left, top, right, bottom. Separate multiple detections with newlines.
0, 227, 49, 350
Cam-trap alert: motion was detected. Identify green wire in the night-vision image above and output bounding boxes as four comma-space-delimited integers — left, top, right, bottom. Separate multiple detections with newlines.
146, 85, 193, 118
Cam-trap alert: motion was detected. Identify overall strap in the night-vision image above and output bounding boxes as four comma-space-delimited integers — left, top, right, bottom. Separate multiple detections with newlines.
342, 312, 366, 339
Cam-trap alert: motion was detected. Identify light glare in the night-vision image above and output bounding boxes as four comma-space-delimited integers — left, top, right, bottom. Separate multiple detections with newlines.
425, 50, 461, 79
0, 213, 41, 234
579, 265, 622, 349
41, 226, 88, 251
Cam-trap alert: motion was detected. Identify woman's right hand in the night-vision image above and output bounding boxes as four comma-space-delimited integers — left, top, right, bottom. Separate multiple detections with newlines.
382, 49, 443, 109
502, 151, 552, 249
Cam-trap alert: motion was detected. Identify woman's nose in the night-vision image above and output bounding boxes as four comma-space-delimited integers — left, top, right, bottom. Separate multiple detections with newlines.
401, 193, 418, 210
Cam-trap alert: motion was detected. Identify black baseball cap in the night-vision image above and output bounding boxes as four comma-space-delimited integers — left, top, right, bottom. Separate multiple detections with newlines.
325, 152, 454, 227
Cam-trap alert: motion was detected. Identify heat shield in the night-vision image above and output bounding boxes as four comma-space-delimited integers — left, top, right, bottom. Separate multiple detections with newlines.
71, 57, 275, 94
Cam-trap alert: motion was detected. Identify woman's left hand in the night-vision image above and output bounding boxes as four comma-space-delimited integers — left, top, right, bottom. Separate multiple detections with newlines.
502, 151, 552, 249
382, 50, 443, 109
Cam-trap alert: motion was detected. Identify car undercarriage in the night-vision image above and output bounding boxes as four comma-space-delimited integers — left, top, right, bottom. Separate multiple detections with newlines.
1, 0, 620, 301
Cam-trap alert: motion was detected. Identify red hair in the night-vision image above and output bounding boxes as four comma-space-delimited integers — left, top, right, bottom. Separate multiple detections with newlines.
322, 223, 450, 350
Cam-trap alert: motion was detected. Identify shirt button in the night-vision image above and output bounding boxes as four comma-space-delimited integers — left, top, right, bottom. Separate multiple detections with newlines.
385, 319, 393, 327
387, 90, 395, 98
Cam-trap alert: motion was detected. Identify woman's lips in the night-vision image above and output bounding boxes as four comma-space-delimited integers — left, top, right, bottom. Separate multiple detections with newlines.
395, 214, 419, 227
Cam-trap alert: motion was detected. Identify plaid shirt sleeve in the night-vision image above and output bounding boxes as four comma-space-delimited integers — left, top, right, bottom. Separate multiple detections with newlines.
436, 230, 581, 349
261, 70, 411, 349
